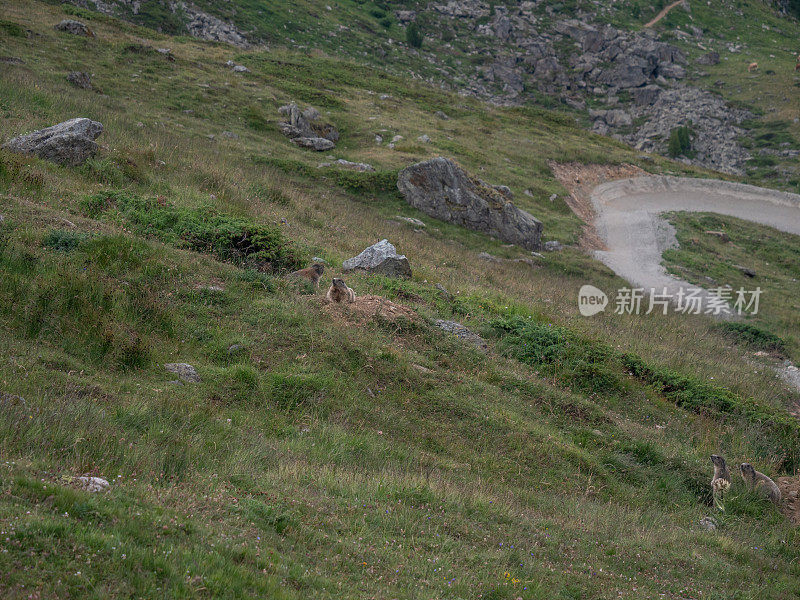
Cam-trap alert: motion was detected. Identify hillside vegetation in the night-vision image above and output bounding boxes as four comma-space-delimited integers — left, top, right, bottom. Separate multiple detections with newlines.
2, 2, 800, 599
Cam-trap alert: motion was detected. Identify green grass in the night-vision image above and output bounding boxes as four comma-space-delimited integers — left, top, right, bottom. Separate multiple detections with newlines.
663, 211, 800, 362
1, 2, 800, 598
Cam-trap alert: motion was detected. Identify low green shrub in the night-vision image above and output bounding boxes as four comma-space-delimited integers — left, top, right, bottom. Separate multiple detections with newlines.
0, 19, 26, 37
715, 321, 787, 355
82, 190, 304, 271
42, 229, 88, 252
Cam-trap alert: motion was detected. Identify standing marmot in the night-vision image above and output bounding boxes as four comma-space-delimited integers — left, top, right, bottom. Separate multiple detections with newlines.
740, 463, 782, 504
710, 454, 732, 495
291, 263, 324, 288
326, 278, 356, 303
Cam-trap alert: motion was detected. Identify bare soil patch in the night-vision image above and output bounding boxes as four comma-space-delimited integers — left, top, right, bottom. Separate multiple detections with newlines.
321, 294, 418, 324
549, 162, 646, 250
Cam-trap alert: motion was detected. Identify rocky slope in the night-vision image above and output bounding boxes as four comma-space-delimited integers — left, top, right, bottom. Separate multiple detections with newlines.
61, 0, 799, 177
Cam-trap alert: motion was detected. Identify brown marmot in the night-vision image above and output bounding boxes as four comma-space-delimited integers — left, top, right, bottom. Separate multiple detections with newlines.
326, 278, 356, 303
710, 454, 732, 495
291, 263, 324, 288
740, 463, 781, 504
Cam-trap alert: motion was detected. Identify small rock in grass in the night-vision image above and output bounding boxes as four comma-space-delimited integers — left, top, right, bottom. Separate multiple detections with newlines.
699, 516, 717, 531
74, 476, 110, 493
55, 20, 93, 37
67, 71, 92, 90
164, 363, 200, 383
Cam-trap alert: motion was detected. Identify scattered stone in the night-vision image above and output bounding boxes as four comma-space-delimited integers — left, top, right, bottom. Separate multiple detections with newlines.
319, 159, 375, 172
312, 256, 327, 264
734, 265, 756, 278
233, 65, 249, 73
478, 251, 503, 263
278, 103, 339, 151
294, 137, 335, 151
2, 118, 103, 166
66, 71, 92, 90
342, 239, 412, 278
434, 283, 454, 301
227, 344, 244, 355
74, 476, 109, 493
375, 134, 383, 144
0, 391, 25, 405
699, 516, 718, 531
434, 110, 450, 120
696, 51, 720, 66
391, 135, 403, 143
397, 157, 542, 250
549, 193, 558, 202
435, 320, 488, 351
394, 216, 426, 227
0, 56, 25, 64
417, 134, 431, 143
54, 19, 93, 37
156, 48, 174, 60
220, 131, 238, 139
164, 363, 201, 383
704, 230, 730, 242
544, 240, 563, 252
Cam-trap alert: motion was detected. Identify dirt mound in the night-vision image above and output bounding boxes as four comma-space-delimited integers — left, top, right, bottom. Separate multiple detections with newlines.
550, 162, 646, 250
321, 294, 417, 324
777, 476, 800, 524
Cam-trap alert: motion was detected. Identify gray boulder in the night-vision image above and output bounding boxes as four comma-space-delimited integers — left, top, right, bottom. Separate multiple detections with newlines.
293, 137, 335, 151
67, 71, 92, 90
278, 103, 338, 150
631, 85, 661, 106
435, 320, 488, 351
342, 239, 412, 278
544, 240, 563, 252
2, 118, 103, 166
397, 157, 542, 250
55, 19, 92, 36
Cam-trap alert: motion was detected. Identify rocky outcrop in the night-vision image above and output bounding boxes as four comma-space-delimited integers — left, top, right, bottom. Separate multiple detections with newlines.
184, 4, 249, 47
3, 118, 103, 166
622, 86, 752, 175
55, 19, 93, 36
342, 239, 412, 278
397, 157, 542, 250
63, 1, 249, 47
278, 103, 339, 151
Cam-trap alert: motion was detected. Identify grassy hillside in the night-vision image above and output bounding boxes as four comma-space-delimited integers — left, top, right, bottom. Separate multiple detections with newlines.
2, 2, 800, 598
663, 212, 800, 363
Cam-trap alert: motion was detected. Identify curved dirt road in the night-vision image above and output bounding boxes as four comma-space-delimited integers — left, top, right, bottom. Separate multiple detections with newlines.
644, 0, 687, 28
590, 176, 800, 314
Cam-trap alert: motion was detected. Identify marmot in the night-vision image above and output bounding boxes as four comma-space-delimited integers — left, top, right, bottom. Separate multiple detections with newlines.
740, 463, 781, 504
291, 263, 324, 288
326, 278, 356, 303
710, 454, 732, 495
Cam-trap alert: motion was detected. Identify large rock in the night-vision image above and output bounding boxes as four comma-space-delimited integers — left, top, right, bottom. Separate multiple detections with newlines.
2, 118, 103, 166
342, 239, 412, 278
54, 19, 93, 37
631, 85, 662, 106
278, 103, 338, 151
397, 157, 542, 250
